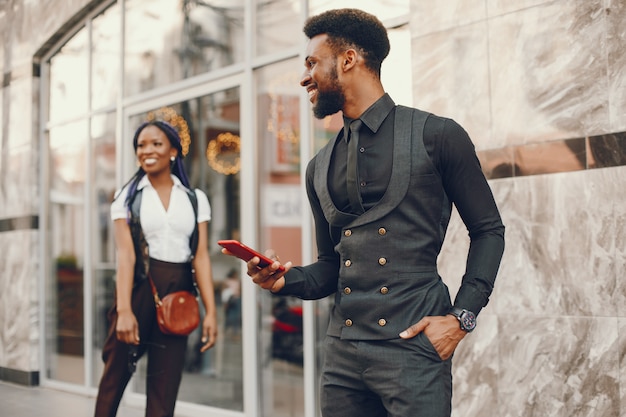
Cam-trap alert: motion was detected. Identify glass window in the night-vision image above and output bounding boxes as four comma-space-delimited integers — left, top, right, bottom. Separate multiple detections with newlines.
49, 27, 88, 122
45, 4, 121, 390
90, 113, 117, 266
383, 25, 413, 107
89, 112, 117, 387
91, 3, 121, 111
256, 58, 305, 417
46, 121, 88, 384
124, 0, 245, 96
256, 0, 301, 57
124, 89, 244, 411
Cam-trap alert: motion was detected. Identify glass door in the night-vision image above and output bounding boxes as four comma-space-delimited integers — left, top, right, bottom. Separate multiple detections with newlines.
46, 120, 89, 385
106, 84, 245, 414
255, 58, 306, 417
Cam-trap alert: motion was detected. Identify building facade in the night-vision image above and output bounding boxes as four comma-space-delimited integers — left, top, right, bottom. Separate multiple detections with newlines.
0, 1, 624, 417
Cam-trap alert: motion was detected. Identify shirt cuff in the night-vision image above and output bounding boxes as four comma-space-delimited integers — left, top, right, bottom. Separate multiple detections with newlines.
453, 284, 489, 317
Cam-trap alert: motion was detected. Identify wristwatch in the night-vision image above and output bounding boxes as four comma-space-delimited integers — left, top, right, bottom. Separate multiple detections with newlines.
449, 307, 476, 332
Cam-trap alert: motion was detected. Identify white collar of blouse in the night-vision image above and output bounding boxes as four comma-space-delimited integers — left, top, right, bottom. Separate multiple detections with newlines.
136, 174, 185, 191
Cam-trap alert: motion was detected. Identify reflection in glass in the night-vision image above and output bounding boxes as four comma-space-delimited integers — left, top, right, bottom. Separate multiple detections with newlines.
90, 113, 117, 387
472, 132, 626, 179
91, 3, 120, 111
588, 132, 626, 168
46, 121, 88, 384
122, 88, 244, 410
382, 25, 413, 107
49, 27, 88, 122
256, 0, 301, 57
124, 0, 244, 96
514, 138, 586, 176
256, 59, 305, 417
477, 148, 515, 180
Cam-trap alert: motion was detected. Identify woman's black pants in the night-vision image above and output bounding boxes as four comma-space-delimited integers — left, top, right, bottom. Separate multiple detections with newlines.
94, 259, 194, 417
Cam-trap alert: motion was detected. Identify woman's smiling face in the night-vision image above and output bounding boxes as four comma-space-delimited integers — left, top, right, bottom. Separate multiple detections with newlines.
135, 125, 177, 175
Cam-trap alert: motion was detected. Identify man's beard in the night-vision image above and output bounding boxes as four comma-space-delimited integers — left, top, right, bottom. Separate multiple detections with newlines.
312, 68, 345, 119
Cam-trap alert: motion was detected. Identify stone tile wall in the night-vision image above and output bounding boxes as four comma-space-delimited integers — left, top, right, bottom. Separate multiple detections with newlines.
411, 1, 626, 416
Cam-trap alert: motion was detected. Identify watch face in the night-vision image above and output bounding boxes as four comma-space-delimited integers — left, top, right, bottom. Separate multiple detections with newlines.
460, 310, 476, 331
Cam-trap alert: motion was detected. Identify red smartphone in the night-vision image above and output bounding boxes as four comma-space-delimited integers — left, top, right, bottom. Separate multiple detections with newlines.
218, 239, 285, 272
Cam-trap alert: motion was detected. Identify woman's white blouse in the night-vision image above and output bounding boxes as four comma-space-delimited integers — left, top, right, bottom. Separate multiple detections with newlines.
111, 175, 211, 263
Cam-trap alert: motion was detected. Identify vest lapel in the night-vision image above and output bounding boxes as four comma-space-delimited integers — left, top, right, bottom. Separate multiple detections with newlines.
314, 129, 359, 227
348, 105, 415, 227
314, 106, 427, 228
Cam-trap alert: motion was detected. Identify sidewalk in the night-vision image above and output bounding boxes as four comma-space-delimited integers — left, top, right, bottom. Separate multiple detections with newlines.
0, 381, 143, 417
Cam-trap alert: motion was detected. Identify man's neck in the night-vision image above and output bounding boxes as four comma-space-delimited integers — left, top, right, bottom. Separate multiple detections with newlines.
342, 82, 385, 119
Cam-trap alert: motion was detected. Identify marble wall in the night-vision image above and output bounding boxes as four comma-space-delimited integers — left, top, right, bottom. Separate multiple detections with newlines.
412, 1, 626, 416
0, 230, 40, 381
0, 0, 93, 382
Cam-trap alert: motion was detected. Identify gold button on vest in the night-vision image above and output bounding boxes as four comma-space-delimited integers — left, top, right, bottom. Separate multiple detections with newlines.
378, 227, 386, 235
380, 286, 389, 294
378, 319, 387, 327
344, 229, 352, 237
345, 319, 353, 327
344, 287, 352, 295
378, 257, 387, 266
345, 260, 352, 267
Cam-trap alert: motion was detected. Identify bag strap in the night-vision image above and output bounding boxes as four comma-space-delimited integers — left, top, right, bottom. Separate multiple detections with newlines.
183, 188, 199, 293
147, 274, 163, 307
185, 188, 199, 257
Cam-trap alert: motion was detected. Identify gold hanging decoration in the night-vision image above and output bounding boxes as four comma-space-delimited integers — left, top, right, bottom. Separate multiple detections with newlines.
147, 107, 191, 156
206, 132, 241, 175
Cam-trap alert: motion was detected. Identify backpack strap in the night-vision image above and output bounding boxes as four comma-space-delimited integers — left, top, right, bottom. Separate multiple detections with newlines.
127, 185, 199, 282
130, 186, 199, 252
128, 189, 150, 284
184, 187, 199, 258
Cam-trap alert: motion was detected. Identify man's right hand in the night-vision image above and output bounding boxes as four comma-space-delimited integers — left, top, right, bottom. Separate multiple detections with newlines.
244, 249, 291, 293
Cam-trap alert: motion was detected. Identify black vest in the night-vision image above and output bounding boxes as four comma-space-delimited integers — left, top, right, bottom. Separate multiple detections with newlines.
127, 186, 199, 286
313, 106, 453, 340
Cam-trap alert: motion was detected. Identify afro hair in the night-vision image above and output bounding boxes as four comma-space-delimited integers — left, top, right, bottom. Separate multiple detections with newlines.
303, 8, 390, 75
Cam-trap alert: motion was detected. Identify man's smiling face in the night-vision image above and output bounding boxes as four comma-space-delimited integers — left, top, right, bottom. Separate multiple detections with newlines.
301, 34, 346, 119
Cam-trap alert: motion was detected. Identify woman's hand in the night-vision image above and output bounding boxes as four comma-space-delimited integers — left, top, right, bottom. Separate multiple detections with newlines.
200, 312, 218, 352
116, 308, 140, 345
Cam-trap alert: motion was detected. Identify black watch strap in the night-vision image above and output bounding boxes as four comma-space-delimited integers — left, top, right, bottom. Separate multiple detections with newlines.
449, 307, 476, 332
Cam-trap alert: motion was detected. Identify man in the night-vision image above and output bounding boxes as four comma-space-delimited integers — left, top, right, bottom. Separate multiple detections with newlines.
237, 8, 504, 417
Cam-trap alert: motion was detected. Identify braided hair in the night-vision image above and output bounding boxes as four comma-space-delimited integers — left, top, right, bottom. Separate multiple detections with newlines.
120, 120, 191, 214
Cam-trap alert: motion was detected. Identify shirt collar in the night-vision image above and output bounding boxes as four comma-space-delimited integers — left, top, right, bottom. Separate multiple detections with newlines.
137, 174, 183, 191
342, 93, 396, 137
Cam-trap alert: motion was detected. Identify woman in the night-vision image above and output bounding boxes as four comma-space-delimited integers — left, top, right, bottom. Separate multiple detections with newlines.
94, 120, 218, 417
